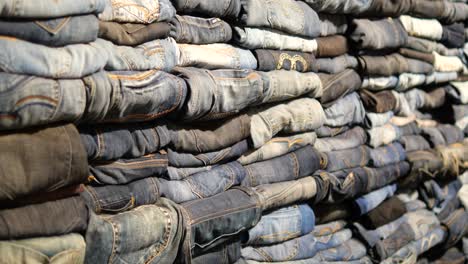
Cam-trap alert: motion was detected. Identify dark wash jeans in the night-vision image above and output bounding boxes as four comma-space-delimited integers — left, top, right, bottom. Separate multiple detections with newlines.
324, 145, 370, 172
81, 177, 160, 214
168, 139, 249, 167
169, 114, 251, 153
98, 21, 171, 46
79, 123, 171, 161
178, 187, 262, 263
242, 145, 324, 187
0, 196, 88, 239
171, 0, 241, 19
89, 153, 168, 185
0, 124, 88, 201
0, 15, 98, 46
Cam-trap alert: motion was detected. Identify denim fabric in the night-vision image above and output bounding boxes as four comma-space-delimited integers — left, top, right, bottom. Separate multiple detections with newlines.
239, 0, 320, 38
318, 161, 410, 203
365, 112, 394, 128
79, 123, 170, 161
315, 126, 367, 152
318, 14, 348, 37
82, 70, 187, 124
0, 196, 88, 239
238, 132, 316, 165
316, 126, 350, 138
358, 0, 410, 17
374, 209, 440, 260
399, 16, 443, 41
253, 177, 318, 211
368, 142, 406, 167
319, 69, 362, 107
98, 21, 171, 46
359, 196, 407, 229
362, 73, 429, 92
244, 204, 315, 246
316, 55, 358, 74
0, 0, 107, 18
399, 135, 431, 152
89, 153, 168, 185
97, 37, 178, 72
240, 256, 373, 264
0, 124, 88, 201
381, 228, 446, 264
436, 124, 464, 144
169, 114, 251, 153
399, 122, 421, 136
177, 43, 257, 69
315, 35, 349, 58
401, 150, 443, 189
421, 127, 448, 147
82, 177, 160, 214
168, 139, 249, 167
1, 74, 64, 137
441, 23, 465, 48
241, 229, 352, 262
99, 0, 176, 23
406, 36, 459, 56
167, 166, 214, 181
360, 90, 397, 113
0, 36, 106, 78
171, 0, 241, 18
159, 161, 246, 203
191, 237, 242, 264
179, 187, 262, 261
170, 15, 232, 44
324, 92, 366, 127
399, 48, 435, 64
355, 184, 397, 216
243, 145, 323, 187
233, 27, 318, 53
0, 233, 86, 264
306, 239, 367, 262
367, 123, 401, 148
174, 67, 322, 121
350, 18, 408, 50
358, 53, 434, 76
253, 50, 318, 72
250, 98, 325, 148
439, 208, 468, 249
302, 0, 372, 14
324, 145, 370, 172
0, 15, 98, 46
85, 198, 183, 264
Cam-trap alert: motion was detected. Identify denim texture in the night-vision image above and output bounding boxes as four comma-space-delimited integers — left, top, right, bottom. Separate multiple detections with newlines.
159, 161, 246, 203
171, 0, 241, 18
238, 132, 316, 165
79, 123, 171, 161
302, 0, 371, 14
99, 0, 176, 23
0, 124, 88, 201
350, 18, 408, 50
0, 15, 98, 46
170, 15, 232, 44
367, 123, 401, 148
324, 145, 370, 172
169, 114, 251, 153
168, 139, 249, 167
315, 35, 349, 58
254, 50, 318, 72
355, 184, 397, 216
318, 69, 362, 106
233, 27, 318, 53
85, 198, 183, 264
358, 53, 434, 76
0, 196, 88, 239
243, 145, 323, 187
316, 55, 358, 74
241, 229, 353, 262
239, 0, 320, 38
177, 43, 257, 69
250, 98, 325, 148
253, 177, 319, 211
318, 13, 348, 36
179, 187, 262, 261
368, 142, 406, 167
98, 21, 171, 46
0, 233, 86, 264
314, 126, 367, 152
0, 0, 107, 18
364, 112, 394, 128
324, 92, 366, 127
243, 204, 315, 246
399, 135, 431, 152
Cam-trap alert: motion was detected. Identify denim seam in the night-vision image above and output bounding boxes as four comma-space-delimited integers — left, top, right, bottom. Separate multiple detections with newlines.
290, 152, 299, 179
84, 185, 101, 213
187, 203, 258, 225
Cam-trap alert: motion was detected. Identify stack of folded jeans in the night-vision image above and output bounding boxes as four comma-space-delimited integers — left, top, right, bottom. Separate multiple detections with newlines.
0, 0, 467, 263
